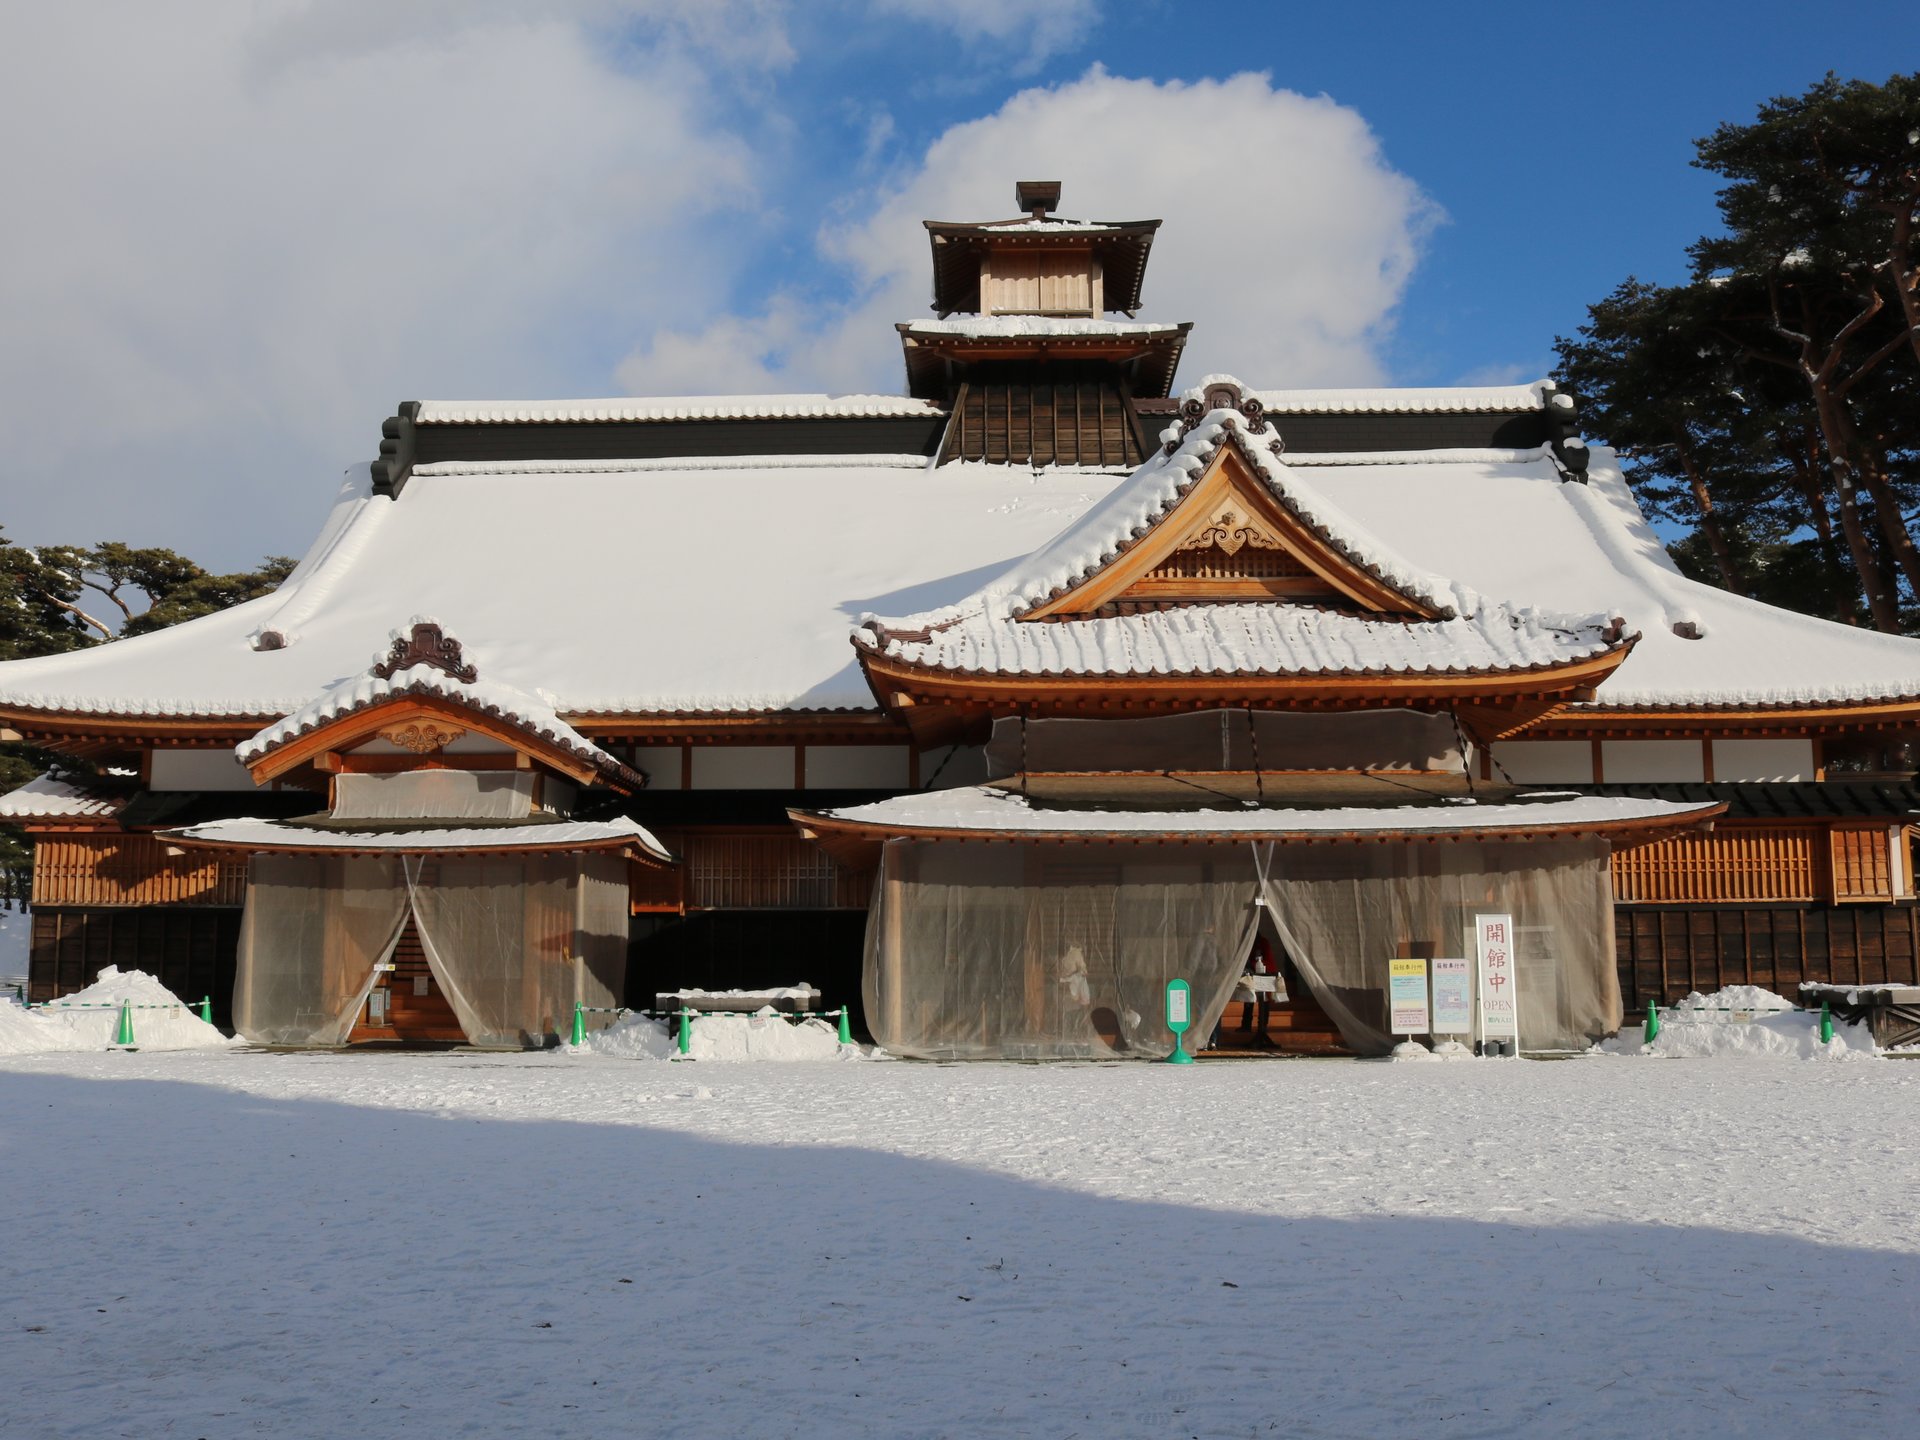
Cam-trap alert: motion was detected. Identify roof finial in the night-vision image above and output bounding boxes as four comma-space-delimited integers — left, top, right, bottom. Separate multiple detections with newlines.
1014, 180, 1061, 218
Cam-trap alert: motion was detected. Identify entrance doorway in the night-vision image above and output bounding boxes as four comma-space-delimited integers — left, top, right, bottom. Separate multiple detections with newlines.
348, 916, 465, 1044
1204, 923, 1350, 1056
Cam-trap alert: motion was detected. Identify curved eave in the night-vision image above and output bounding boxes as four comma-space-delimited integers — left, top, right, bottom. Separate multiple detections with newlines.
790, 801, 1727, 870
1522, 696, 1920, 738
0, 706, 277, 745
856, 638, 1634, 711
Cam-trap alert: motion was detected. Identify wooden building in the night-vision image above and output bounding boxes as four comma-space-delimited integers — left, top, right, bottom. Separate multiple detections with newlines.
4, 181, 1918, 1052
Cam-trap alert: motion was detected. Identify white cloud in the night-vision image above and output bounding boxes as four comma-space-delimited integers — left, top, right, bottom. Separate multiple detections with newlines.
620, 68, 1441, 402
0, 2, 766, 562
866, 0, 1099, 70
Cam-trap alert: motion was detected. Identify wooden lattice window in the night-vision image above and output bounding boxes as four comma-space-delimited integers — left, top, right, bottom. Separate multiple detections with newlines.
1829, 825, 1895, 902
672, 832, 868, 910
1610, 826, 1820, 904
30, 835, 248, 908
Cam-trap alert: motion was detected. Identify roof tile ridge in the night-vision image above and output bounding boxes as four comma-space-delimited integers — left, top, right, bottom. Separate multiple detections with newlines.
1558, 454, 1710, 640
250, 475, 393, 652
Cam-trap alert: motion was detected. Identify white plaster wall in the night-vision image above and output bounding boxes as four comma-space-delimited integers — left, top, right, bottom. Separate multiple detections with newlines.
804, 746, 910, 789
148, 749, 257, 792
1601, 740, 1705, 783
690, 746, 795, 790
1711, 738, 1815, 782
631, 745, 684, 791
1489, 740, 1592, 783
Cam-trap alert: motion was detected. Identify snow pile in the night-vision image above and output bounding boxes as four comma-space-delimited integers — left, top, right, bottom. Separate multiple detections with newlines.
31, 967, 234, 1052
572, 1007, 867, 1063
0, 998, 94, 1054
1601, 986, 1876, 1061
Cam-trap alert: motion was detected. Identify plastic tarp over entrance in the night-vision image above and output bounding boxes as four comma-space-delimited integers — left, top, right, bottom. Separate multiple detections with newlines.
235, 854, 628, 1047
865, 842, 1261, 1060
1255, 839, 1621, 1054
861, 837, 1622, 1059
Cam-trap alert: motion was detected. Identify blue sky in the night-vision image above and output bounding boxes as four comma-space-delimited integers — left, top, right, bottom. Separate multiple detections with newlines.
2, 1, 1914, 566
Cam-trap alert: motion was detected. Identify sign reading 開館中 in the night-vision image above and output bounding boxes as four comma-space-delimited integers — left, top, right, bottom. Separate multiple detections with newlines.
1475, 913, 1518, 1043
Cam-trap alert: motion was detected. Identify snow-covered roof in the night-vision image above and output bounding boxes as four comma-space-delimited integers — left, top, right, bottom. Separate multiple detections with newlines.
864, 601, 1619, 681
166, 814, 670, 861
0, 459, 1120, 719
414, 395, 942, 425
1243, 381, 1554, 415
0, 772, 124, 820
1313, 448, 1920, 710
236, 635, 638, 787
803, 786, 1720, 841
4, 378, 1919, 722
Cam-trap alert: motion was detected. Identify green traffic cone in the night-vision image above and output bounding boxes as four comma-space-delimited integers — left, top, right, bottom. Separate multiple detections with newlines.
836, 1006, 852, 1046
114, 999, 135, 1048
571, 1002, 586, 1048
1820, 1001, 1833, 1045
199, 996, 213, 1025
1644, 1001, 1660, 1045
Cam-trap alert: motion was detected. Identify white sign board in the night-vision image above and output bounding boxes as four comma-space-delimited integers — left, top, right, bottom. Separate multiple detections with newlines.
1388, 958, 1429, 1035
1475, 913, 1519, 1043
1431, 958, 1473, 1033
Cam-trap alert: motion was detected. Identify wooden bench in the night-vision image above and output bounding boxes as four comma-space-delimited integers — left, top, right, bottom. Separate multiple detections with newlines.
1800, 983, 1920, 1049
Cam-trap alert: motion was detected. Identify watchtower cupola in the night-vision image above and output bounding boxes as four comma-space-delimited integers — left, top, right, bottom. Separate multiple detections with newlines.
923, 180, 1161, 320
902, 183, 1192, 465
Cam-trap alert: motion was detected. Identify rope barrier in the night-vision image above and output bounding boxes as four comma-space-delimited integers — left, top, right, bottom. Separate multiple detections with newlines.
568, 1002, 855, 1051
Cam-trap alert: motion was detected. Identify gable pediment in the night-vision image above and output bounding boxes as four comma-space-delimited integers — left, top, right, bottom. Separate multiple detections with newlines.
246, 694, 590, 785
1022, 442, 1440, 619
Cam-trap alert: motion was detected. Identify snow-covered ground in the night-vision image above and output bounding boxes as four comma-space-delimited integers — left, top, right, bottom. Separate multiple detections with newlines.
2, 1048, 1915, 1438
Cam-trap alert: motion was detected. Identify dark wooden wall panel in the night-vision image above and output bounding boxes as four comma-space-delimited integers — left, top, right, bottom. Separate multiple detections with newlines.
28, 907, 242, 1032
1615, 902, 1920, 1007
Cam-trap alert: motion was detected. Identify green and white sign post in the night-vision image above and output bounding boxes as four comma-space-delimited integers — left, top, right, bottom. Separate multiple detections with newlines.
1164, 977, 1195, 1065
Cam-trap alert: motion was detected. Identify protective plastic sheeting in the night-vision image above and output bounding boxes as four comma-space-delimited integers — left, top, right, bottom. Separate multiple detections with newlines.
234, 853, 629, 1048
985, 709, 1465, 779
1255, 839, 1620, 1054
406, 854, 626, 1049
233, 856, 409, 1046
864, 841, 1259, 1060
331, 771, 534, 820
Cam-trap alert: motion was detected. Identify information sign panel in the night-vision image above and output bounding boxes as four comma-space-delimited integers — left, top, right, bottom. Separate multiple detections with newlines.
1164, 978, 1191, 1032
1431, 958, 1472, 1033
1388, 958, 1429, 1035
1475, 913, 1519, 1043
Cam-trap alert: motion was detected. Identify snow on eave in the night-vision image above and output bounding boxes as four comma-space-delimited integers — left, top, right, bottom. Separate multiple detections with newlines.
899, 317, 1185, 339
808, 785, 1720, 841
861, 601, 1628, 683
413, 395, 944, 425
0, 772, 125, 819
165, 815, 672, 863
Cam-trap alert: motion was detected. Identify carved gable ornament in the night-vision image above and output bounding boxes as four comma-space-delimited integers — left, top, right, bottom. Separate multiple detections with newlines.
372, 620, 478, 684
378, 720, 467, 754
1172, 506, 1285, 558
